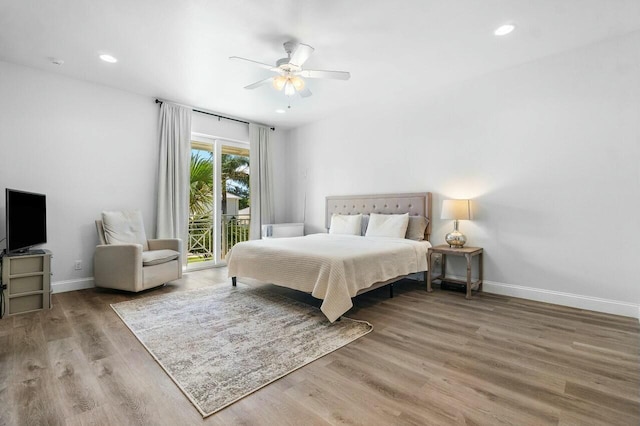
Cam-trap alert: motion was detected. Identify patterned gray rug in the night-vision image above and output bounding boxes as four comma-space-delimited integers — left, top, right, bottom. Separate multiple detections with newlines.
111, 285, 373, 417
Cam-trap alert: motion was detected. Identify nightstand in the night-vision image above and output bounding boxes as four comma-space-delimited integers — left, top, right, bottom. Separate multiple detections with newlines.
427, 245, 483, 299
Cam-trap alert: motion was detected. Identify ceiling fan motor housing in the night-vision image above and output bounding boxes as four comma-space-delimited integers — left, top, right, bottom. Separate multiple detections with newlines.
276, 57, 301, 72
283, 41, 297, 55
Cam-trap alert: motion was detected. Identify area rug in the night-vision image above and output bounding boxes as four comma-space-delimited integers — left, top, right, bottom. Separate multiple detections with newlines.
110, 285, 373, 417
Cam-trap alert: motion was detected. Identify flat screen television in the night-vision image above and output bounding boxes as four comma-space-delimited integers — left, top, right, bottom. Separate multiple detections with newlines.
5, 188, 47, 254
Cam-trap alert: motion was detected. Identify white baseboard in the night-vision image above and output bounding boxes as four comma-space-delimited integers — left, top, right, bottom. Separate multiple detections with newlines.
51, 275, 639, 320
51, 277, 95, 294
422, 273, 638, 319
482, 279, 639, 319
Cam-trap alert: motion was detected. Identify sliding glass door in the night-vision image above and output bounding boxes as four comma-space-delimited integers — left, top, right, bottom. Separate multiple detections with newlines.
188, 134, 250, 269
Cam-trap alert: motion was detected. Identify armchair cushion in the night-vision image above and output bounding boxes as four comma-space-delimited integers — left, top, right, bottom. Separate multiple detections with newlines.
142, 249, 180, 266
102, 210, 149, 250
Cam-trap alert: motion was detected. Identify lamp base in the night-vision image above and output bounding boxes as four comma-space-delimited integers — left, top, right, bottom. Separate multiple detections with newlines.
445, 230, 467, 248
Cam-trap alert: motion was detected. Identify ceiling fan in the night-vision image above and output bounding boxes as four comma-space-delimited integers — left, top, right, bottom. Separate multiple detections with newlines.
230, 41, 350, 98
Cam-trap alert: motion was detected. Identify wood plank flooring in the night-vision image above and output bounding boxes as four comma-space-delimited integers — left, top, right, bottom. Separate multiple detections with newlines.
0, 268, 638, 425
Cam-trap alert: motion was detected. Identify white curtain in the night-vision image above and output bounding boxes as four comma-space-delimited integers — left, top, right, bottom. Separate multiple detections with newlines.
249, 124, 275, 240
156, 102, 192, 257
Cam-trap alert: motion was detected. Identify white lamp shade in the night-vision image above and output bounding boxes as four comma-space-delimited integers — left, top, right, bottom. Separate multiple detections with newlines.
290, 76, 305, 91
284, 81, 296, 97
441, 199, 471, 220
272, 75, 287, 91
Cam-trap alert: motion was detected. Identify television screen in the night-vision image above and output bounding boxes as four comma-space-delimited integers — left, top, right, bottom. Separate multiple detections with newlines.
5, 188, 47, 253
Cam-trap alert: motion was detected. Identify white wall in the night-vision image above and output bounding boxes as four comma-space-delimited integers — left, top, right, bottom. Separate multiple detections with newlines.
0, 61, 159, 291
284, 33, 640, 317
0, 61, 286, 291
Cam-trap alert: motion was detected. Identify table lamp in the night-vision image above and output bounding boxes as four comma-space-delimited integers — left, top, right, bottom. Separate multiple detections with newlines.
441, 199, 471, 248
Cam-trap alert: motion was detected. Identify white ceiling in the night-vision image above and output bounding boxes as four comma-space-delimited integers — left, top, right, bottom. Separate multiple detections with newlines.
1, 0, 639, 129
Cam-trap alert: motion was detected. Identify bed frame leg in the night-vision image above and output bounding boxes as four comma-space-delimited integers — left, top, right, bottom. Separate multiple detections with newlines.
232, 277, 237, 287
389, 283, 394, 298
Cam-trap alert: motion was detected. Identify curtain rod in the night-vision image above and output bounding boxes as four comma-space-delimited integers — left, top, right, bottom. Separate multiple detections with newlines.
155, 99, 275, 131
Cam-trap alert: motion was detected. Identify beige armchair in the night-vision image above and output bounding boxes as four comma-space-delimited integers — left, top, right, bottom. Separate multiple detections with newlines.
94, 210, 182, 292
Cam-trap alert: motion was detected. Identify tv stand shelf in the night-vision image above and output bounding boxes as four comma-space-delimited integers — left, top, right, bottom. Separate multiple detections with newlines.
2, 250, 52, 316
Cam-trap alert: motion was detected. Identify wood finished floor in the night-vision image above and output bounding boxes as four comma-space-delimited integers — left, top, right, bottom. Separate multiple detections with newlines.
0, 268, 638, 425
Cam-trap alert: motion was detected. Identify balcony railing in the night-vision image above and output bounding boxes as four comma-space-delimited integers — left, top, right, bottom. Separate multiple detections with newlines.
188, 217, 213, 262
222, 215, 250, 258
188, 214, 250, 263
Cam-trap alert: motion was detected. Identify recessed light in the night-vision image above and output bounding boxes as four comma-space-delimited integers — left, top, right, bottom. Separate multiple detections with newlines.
99, 54, 118, 63
275, 109, 286, 114
494, 24, 515, 36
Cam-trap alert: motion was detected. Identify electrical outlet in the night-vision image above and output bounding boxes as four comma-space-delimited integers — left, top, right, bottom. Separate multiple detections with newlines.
432, 254, 442, 265
74, 260, 82, 270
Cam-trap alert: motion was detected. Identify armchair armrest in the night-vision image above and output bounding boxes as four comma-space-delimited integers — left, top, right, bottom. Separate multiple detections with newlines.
148, 238, 182, 253
94, 244, 144, 291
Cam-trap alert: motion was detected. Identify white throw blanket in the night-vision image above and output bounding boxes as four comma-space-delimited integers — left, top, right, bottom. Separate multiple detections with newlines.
227, 234, 430, 322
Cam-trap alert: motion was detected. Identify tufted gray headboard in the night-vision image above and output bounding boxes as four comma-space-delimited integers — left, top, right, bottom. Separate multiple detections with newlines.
326, 192, 433, 241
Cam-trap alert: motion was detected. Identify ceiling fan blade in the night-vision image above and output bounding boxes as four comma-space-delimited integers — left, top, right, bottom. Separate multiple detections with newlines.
298, 69, 351, 80
288, 43, 314, 67
230, 56, 279, 72
298, 87, 312, 98
244, 77, 274, 90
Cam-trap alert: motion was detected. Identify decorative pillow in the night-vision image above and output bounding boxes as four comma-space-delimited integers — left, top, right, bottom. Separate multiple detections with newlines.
360, 214, 370, 236
102, 210, 149, 250
406, 216, 429, 241
142, 249, 179, 266
365, 213, 410, 238
329, 214, 362, 235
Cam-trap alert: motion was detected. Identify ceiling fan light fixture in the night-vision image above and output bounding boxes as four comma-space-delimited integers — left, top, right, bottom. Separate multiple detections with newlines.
291, 76, 305, 91
272, 75, 287, 91
284, 81, 296, 97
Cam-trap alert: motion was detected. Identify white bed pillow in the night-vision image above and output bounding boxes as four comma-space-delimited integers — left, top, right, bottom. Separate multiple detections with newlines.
365, 213, 410, 238
329, 214, 362, 235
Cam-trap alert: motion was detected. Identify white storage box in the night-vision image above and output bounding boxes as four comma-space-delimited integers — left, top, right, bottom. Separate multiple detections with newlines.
262, 223, 304, 238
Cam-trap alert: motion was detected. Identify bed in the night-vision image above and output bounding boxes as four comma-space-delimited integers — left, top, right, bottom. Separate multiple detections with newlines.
227, 193, 432, 322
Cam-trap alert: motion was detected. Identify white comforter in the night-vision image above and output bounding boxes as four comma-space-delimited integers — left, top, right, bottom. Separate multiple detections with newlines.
226, 234, 430, 322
